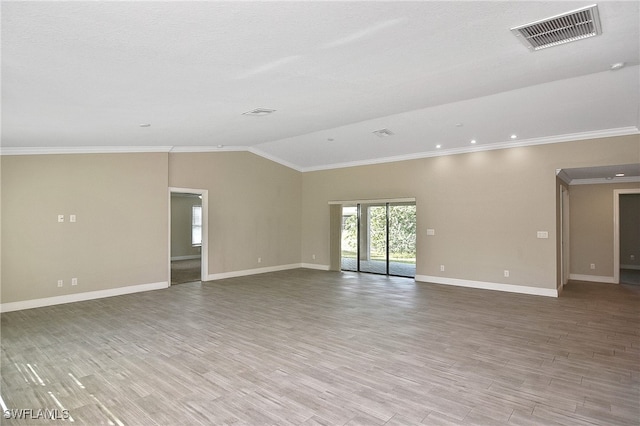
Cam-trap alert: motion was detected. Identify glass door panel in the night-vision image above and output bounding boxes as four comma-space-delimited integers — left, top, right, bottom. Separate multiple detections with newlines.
359, 204, 388, 274
340, 206, 358, 271
388, 204, 416, 277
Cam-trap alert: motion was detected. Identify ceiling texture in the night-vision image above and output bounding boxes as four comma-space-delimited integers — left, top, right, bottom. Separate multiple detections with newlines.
2, 1, 639, 171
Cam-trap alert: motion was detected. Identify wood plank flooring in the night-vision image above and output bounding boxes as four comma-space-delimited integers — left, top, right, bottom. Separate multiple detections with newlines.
1, 269, 639, 425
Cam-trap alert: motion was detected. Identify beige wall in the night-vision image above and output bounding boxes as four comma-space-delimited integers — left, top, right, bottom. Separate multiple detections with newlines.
570, 182, 640, 277
620, 194, 640, 268
168, 152, 302, 275
1, 153, 169, 303
302, 135, 640, 290
170, 194, 202, 259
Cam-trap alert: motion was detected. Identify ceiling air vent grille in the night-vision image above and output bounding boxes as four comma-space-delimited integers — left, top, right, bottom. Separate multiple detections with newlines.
242, 108, 276, 116
511, 4, 602, 51
373, 128, 394, 138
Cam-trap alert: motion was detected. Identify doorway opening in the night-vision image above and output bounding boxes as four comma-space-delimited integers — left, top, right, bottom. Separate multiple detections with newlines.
615, 190, 640, 285
340, 202, 416, 278
169, 188, 208, 285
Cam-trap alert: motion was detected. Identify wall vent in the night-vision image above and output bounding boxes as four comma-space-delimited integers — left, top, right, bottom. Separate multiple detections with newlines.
511, 4, 602, 51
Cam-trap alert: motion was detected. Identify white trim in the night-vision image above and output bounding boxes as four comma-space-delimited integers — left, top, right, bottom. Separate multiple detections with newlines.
301, 263, 331, 271
206, 263, 301, 281
171, 255, 201, 261
328, 197, 416, 205
0, 146, 173, 156
247, 147, 304, 172
569, 274, 616, 284
415, 275, 558, 297
300, 127, 639, 172
621, 265, 640, 271
3, 127, 636, 174
570, 176, 640, 186
170, 145, 248, 153
0, 282, 168, 313
169, 188, 209, 285
614, 188, 640, 284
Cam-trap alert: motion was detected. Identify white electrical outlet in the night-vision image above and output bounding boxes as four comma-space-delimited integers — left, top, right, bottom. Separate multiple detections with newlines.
590, 263, 596, 270
312, 254, 316, 260
440, 265, 445, 272
71, 278, 78, 286
57, 280, 63, 288
427, 229, 435, 236
504, 270, 510, 277
70, 214, 76, 223
258, 257, 262, 263
631, 254, 636, 261
58, 215, 64, 223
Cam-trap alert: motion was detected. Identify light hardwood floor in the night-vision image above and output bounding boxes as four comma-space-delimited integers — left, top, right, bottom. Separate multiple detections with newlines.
1, 269, 639, 425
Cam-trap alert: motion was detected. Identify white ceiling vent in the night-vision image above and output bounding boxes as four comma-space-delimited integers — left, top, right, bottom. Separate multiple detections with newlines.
242, 108, 276, 116
511, 4, 602, 51
373, 128, 394, 138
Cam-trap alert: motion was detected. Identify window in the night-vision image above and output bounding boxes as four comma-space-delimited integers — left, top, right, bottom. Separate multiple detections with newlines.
192, 205, 202, 246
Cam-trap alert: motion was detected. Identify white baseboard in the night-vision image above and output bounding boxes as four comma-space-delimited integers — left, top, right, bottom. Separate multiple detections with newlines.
415, 275, 558, 298
171, 255, 200, 261
206, 263, 302, 281
0, 281, 169, 313
621, 265, 640, 271
569, 274, 616, 284
301, 263, 331, 271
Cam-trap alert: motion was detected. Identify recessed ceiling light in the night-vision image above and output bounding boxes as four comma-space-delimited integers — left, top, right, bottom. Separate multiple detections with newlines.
455, 123, 464, 127
242, 108, 276, 116
610, 62, 625, 71
373, 128, 394, 138
510, 134, 517, 139
139, 123, 151, 127
436, 144, 442, 149
470, 139, 477, 144
615, 173, 625, 177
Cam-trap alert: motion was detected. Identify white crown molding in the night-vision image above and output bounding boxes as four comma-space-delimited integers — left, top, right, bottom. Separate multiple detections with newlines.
569, 176, 640, 185
0, 281, 168, 313
300, 126, 640, 172
415, 275, 558, 297
247, 147, 304, 172
0, 146, 174, 156
2, 127, 637, 175
556, 169, 572, 185
169, 145, 248, 153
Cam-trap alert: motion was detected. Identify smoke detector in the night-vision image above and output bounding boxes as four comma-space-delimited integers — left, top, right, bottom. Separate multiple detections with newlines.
242, 108, 276, 116
511, 4, 602, 51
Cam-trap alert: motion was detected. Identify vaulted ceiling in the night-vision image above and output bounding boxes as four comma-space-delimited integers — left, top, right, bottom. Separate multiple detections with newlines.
2, 1, 639, 171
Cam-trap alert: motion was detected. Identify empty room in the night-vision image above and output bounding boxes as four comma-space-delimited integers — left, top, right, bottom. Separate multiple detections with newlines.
1, 1, 639, 425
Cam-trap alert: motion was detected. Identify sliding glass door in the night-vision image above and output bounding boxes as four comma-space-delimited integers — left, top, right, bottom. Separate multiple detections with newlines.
340, 202, 416, 277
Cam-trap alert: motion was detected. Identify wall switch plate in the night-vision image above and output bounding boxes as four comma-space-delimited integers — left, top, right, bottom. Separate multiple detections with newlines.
57, 280, 63, 287
440, 265, 445, 272
427, 229, 435, 236
70, 214, 76, 223
537, 231, 549, 239
258, 257, 262, 263
71, 278, 78, 286
58, 215, 64, 223
312, 254, 316, 260
504, 270, 510, 277
590, 263, 596, 270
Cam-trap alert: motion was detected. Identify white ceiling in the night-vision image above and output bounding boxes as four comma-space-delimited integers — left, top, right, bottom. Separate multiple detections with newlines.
2, 1, 639, 171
